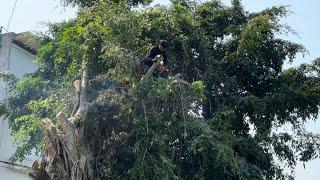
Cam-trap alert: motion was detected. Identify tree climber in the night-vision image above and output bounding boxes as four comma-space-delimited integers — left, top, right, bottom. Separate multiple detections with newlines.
144, 40, 170, 77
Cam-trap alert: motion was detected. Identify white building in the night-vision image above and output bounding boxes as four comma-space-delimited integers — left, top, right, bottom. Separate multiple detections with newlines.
0, 32, 38, 179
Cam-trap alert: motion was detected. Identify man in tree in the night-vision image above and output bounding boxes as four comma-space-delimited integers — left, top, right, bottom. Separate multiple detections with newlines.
144, 40, 169, 77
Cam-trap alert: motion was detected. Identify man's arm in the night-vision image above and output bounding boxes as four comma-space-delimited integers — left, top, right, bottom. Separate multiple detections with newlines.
162, 53, 168, 66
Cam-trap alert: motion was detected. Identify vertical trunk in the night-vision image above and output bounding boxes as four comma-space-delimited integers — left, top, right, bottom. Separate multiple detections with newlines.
30, 49, 94, 180
74, 59, 90, 121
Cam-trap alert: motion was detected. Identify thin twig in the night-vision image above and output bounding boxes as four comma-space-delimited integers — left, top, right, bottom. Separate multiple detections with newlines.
141, 146, 148, 166
142, 97, 148, 133
179, 84, 187, 139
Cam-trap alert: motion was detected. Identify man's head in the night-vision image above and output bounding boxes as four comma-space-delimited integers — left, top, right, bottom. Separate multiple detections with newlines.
159, 40, 168, 53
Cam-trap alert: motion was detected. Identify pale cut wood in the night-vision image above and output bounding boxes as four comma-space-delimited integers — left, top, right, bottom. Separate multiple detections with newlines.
140, 56, 163, 81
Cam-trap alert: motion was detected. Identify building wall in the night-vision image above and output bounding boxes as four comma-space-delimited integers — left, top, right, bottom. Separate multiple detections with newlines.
0, 33, 13, 101
0, 33, 37, 179
0, 162, 30, 179
9, 44, 37, 79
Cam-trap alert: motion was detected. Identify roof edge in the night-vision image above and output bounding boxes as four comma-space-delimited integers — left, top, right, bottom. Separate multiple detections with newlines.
12, 39, 37, 55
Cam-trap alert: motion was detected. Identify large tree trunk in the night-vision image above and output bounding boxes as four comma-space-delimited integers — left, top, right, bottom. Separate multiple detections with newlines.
30, 57, 94, 180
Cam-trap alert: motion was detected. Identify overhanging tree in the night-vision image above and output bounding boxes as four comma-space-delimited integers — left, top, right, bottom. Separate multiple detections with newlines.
1, 0, 320, 179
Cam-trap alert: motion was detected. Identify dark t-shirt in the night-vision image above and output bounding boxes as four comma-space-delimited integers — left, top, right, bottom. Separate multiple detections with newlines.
145, 46, 168, 66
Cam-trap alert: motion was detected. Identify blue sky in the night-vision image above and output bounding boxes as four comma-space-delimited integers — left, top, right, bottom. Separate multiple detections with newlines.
1, 0, 319, 179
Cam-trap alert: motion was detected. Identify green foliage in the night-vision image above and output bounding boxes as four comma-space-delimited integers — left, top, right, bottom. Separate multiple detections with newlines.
4, 0, 320, 179
0, 102, 5, 117
61, 0, 151, 7
0, 71, 17, 82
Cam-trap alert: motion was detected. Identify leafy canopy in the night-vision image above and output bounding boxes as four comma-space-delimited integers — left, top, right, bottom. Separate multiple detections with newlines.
3, 0, 320, 179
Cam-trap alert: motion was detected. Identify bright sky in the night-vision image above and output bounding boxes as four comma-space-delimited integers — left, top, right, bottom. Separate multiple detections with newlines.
0, 0, 319, 179
0, 0, 77, 33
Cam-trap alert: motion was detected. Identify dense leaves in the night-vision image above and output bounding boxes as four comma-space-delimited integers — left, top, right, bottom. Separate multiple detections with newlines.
2, 0, 320, 179
61, 0, 151, 7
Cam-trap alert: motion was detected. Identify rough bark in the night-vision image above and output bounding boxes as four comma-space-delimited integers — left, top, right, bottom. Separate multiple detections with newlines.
30, 59, 93, 180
